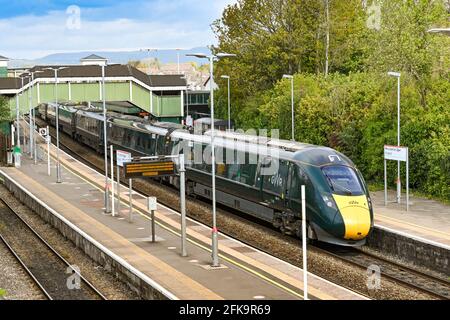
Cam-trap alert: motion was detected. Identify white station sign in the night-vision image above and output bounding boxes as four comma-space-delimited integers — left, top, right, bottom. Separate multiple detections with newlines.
147, 197, 158, 211
116, 150, 132, 167
384, 145, 408, 162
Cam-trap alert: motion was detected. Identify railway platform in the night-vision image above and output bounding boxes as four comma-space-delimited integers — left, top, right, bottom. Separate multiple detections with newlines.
371, 191, 450, 248
0, 145, 366, 300
367, 191, 449, 275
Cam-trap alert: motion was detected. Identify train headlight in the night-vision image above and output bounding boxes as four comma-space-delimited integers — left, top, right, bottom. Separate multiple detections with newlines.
322, 193, 337, 210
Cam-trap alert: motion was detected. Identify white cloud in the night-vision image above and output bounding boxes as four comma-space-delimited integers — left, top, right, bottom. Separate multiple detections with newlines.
0, 0, 237, 59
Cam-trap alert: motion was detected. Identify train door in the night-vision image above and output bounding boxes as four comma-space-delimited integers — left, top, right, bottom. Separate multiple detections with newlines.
261, 158, 289, 210
287, 164, 302, 215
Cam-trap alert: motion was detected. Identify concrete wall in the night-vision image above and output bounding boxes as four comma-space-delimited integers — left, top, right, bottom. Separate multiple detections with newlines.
366, 227, 449, 275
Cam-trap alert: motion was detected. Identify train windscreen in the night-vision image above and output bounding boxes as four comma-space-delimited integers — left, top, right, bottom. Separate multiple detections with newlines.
321, 165, 364, 196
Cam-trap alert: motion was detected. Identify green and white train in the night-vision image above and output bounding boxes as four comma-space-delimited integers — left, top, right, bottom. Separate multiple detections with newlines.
39, 104, 374, 246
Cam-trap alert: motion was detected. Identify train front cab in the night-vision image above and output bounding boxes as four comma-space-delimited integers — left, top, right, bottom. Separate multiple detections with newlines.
303, 161, 373, 246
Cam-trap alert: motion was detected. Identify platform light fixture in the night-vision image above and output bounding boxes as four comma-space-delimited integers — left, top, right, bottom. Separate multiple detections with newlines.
19, 73, 31, 154
186, 52, 236, 267
29, 70, 44, 165
101, 64, 111, 213
220, 75, 231, 130
45, 67, 68, 183
180, 75, 190, 123
283, 74, 295, 141
387, 71, 401, 204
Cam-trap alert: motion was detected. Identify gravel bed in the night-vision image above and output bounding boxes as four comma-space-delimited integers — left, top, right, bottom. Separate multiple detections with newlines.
0, 238, 45, 300
0, 184, 140, 300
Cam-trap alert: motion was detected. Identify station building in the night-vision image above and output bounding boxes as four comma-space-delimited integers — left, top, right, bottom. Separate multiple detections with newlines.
0, 54, 188, 123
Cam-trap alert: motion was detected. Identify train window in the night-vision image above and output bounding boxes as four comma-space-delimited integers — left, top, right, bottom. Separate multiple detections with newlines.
321, 165, 364, 196
289, 165, 308, 200
289, 167, 301, 200
240, 153, 257, 186
227, 163, 240, 181
137, 136, 142, 149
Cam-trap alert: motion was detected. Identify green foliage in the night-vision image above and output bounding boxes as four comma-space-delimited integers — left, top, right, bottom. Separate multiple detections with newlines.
212, 0, 450, 201
212, 0, 367, 95
0, 96, 11, 122
0, 288, 6, 298
364, 0, 449, 105
216, 72, 450, 201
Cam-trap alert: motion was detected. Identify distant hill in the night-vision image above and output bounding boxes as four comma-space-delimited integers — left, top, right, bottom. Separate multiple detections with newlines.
9, 47, 211, 68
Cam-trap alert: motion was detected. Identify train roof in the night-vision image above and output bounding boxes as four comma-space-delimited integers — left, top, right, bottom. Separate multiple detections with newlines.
46, 103, 79, 113
206, 130, 314, 152
194, 117, 229, 126
76, 109, 105, 121
204, 129, 354, 167
104, 117, 356, 168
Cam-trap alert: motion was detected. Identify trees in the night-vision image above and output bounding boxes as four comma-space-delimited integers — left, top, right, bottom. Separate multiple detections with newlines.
0, 96, 11, 122
365, 0, 449, 106
212, 0, 367, 93
211, 0, 450, 200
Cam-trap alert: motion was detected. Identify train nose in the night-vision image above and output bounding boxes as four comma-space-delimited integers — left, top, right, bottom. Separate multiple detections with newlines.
332, 195, 371, 241
339, 206, 371, 240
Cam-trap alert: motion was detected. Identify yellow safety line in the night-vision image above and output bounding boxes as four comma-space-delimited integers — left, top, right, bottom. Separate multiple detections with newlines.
376, 214, 450, 238
52, 156, 306, 300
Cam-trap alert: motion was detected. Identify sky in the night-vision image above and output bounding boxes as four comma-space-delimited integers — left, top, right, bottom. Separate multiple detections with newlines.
0, 0, 236, 59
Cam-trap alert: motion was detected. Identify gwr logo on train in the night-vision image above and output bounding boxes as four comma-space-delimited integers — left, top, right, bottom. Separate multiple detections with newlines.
124, 160, 176, 178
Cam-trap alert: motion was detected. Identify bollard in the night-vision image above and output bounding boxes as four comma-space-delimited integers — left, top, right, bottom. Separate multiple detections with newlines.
110, 145, 115, 217
301, 185, 308, 300
47, 134, 51, 176
148, 197, 157, 243
117, 164, 121, 215
179, 155, 187, 257
128, 179, 133, 222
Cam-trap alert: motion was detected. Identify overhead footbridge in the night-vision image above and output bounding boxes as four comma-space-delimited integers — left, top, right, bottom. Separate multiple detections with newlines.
0, 59, 187, 123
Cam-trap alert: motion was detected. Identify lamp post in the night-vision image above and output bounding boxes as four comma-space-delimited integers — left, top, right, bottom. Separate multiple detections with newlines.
283, 74, 295, 141
180, 75, 191, 125
45, 67, 68, 183
186, 52, 236, 267
15, 77, 20, 149
17, 74, 29, 150
388, 71, 401, 204
220, 75, 231, 130
29, 70, 44, 164
101, 64, 111, 213
19, 74, 31, 155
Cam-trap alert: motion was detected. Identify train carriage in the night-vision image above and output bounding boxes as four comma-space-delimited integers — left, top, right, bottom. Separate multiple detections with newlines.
73, 110, 105, 153
42, 107, 374, 246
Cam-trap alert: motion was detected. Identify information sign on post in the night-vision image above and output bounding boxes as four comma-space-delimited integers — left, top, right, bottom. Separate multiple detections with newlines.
384, 145, 408, 162
124, 160, 176, 178
384, 145, 410, 211
116, 150, 132, 167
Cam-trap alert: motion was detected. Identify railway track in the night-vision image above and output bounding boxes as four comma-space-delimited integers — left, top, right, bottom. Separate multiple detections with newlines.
0, 233, 50, 299
34, 117, 450, 300
316, 244, 450, 300
0, 197, 106, 300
